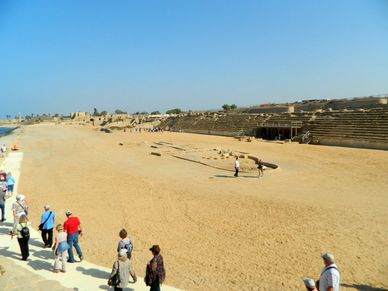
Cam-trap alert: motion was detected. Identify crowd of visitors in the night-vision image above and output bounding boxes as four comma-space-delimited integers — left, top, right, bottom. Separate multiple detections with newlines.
1, 178, 166, 290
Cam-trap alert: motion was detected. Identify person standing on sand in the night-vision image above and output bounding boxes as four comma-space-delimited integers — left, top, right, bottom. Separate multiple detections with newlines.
318, 253, 340, 291
53, 224, 70, 273
234, 156, 240, 177
145, 245, 166, 291
39, 205, 55, 248
257, 159, 264, 178
108, 249, 136, 290
11, 214, 31, 261
63, 210, 84, 263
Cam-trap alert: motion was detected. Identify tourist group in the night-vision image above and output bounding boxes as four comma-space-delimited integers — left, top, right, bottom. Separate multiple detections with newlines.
0, 173, 165, 291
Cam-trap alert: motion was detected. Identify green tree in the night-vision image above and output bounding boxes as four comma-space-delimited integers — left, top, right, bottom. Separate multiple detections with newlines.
230, 104, 237, 110
222, 104, 231, 111
166, 108, 182, 114
100, 110, 108, 116
151, 111, 161, 115
114, 109, 127, 114
93, 108, 99, 116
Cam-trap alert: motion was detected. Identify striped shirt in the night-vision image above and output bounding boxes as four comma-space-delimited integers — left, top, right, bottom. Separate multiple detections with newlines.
319, 263, 340, 291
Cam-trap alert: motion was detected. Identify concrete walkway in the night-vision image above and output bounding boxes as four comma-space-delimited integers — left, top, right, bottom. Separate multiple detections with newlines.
0, 152, 181, 291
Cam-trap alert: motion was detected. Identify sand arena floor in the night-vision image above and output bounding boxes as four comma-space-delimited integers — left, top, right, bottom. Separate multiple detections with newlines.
16, 124, 388, 290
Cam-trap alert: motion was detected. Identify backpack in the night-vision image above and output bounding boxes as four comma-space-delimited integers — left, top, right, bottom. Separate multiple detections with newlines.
119, 239, 133, 258
20, 223, 30, 239
123, 240, 133, 256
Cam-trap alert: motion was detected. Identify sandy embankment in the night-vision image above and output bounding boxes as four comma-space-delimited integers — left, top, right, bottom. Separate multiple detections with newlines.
16, 124, 388, 290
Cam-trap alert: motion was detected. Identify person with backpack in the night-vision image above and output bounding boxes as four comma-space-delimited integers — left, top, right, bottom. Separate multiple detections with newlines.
108, 249, 134, 291
318, 253, 340, 291
145, 245, 165, 291
39, 205, 55, 248
11, 214, 31, 261
116, 228, 136, 282
12, 194, 28, 228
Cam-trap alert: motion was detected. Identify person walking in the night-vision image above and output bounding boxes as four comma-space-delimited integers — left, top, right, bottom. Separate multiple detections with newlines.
318, 253, 340, 291
39, 205, 55, 248
0, 188, 7, 223
53, 224, 70, 273
7, 172, 15, 196
234, 156, 240, 177
108, 249, 136, 290
145, 245, 166, 291
11, 214, 31, 261
116, 228, 136, 282
12, 194, 28, 228
257, 159, 264, 178
63, 210, 83, 263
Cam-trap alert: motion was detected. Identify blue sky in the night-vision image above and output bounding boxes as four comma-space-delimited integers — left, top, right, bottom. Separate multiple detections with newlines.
0, 0, 387, 116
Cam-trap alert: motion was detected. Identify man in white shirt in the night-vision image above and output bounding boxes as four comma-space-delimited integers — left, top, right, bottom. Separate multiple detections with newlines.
234, 156, 240, 177
319, 253, 340, 291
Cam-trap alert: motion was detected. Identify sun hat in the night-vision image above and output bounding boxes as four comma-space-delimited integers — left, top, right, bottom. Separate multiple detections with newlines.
16, 194, 22, 201
321, 253, 334, 263
119, 249, 127, 257
44, 205, 50, 210
303, 277, 316, 289
65, 210, 72, 215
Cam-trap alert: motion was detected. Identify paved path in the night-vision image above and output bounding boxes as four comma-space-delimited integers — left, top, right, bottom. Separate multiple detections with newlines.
0, 152, 181, 291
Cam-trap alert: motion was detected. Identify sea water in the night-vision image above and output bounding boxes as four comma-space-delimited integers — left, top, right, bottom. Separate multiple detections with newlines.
0, 127, 17, 137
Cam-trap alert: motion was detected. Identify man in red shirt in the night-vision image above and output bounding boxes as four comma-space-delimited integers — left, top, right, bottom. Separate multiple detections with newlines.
63, 210, 83, 263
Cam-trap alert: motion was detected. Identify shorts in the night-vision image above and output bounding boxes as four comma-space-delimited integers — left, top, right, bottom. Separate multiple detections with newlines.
8, 185, 14, 192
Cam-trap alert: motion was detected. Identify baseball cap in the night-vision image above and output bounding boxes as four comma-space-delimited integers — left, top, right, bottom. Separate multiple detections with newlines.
321, 253, 334, 263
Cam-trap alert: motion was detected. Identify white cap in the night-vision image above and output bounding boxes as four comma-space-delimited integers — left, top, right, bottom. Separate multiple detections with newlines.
303, 277, 316, 289
321, 253, 334, 263
44, 205, 50, 210
16, 194, 22, 201
119, 249, 127, 257
65, 210, 72, 215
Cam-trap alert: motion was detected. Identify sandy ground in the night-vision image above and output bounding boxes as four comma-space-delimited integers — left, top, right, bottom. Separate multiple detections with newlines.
15, 123, 388, 290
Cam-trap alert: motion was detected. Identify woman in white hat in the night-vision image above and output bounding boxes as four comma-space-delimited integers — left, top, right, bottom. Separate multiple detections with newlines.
108, 248, 135, 290
12, 194, 28, 228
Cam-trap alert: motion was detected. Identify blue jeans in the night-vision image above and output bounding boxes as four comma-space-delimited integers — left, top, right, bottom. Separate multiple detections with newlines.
67, 232, 83, 262
0, 204, 4, 221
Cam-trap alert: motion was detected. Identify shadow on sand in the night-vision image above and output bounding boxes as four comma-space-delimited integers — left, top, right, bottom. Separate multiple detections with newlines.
213, 174, 260, 179
341, 283, 388, 291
